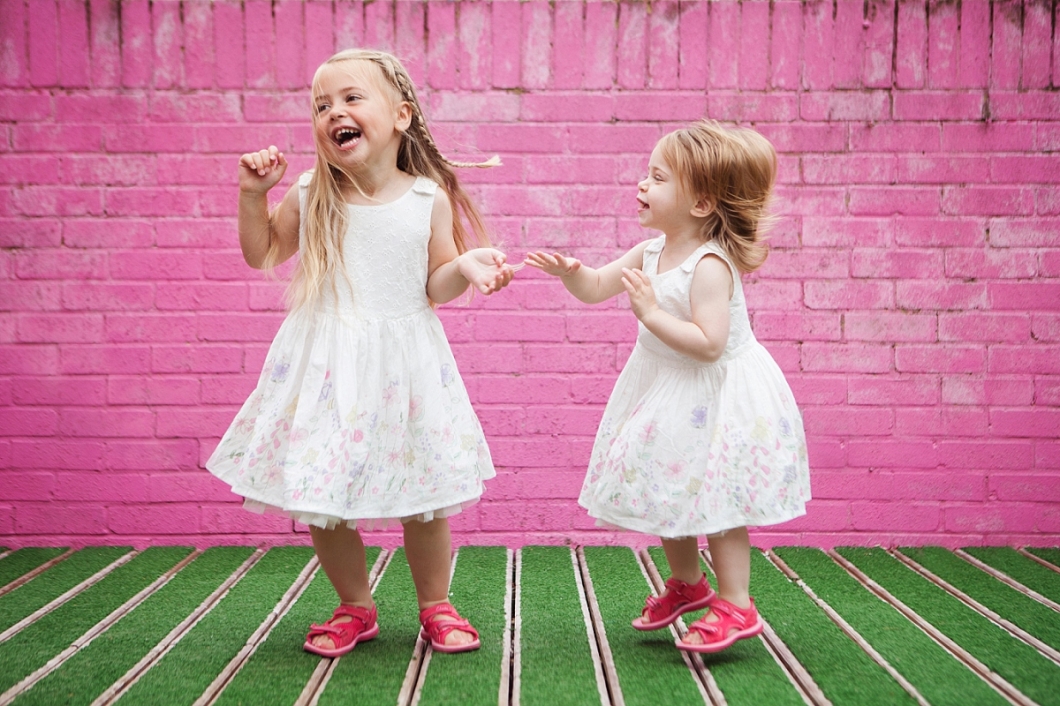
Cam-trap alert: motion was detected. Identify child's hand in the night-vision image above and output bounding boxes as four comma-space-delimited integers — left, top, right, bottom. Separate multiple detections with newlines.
238, 146, 287, 194
523, 251, 582, 278
458, 248, 516, 294
621, 267, 660, 323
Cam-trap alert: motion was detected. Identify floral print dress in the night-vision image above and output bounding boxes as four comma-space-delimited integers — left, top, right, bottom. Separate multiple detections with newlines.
207, 173, 495, 530
579, 236, 811, 538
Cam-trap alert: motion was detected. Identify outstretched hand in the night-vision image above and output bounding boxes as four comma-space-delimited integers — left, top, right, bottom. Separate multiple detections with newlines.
621, 267, 660, 323
523, 251, 582, 278
238, 145, 288, 194
458, 248, 516, 294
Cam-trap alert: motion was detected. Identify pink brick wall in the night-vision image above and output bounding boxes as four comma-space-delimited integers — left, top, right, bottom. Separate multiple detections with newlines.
1, 0, 1058, 549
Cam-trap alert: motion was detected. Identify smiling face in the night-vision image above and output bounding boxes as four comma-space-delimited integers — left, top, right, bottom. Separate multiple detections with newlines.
636, 143, 702, 234
311, 60, 411, 175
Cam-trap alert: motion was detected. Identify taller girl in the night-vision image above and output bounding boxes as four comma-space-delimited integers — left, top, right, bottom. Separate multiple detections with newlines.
527, 121, 810, 653
209, 49, 513, 656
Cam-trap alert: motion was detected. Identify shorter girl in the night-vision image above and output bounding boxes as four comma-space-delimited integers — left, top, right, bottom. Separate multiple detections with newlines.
527, 121, 810, 653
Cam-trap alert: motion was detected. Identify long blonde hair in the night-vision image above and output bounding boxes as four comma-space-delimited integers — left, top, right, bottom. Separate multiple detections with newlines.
657, 120, 777, 273
266, 49, 498, 310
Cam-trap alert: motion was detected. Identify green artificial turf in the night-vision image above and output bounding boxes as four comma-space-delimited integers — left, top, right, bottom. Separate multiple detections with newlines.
0, 546, 192, 694
215, 547, 380, 705
15, 547, 255, 706
115, 546, 316, 705
1023, 547, 1060, 572
517, 547, 601, 706
646, 546, 803, 706
316, 548, 420, 706
580, 546, 704, 705
416, 547, 510, 705
0, 548, 68, 590
900, 546, 1060, 652
774, 547, 1006, 706
0, 546, 131, 634
962, 546, 1060, 604
837, 548, 1060, 706
749, 550, 916, 705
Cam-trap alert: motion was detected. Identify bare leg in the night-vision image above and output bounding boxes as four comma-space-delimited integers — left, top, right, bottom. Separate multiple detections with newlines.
661, 536, 704, 584
308, 524, 373, 649
682, 526, 751, 645
403, 517, 474, 647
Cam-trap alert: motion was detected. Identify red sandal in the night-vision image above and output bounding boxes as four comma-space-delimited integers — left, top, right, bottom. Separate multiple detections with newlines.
303, 604, 379, 657
676, 596, 763, 653
419, 602, 481, 653
632, 574, 716, 631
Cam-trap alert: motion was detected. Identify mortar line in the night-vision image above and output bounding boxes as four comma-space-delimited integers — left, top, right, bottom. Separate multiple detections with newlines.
93, 548, 268, 706
1016, 548, 1060, 575
638, 549, 724, 706
825, 549, 1031, 706
511, 549, 523, 706
954, 549, 1060, 613
765, 550, 929, 706
0, 549, 139, 644
193, 554, 321, 706
576, 546, 624, 706
891, 549, 1060, 667
703, 550, 827, 706
297, 548, 391, 706
499, 548, 514, 706
404, 548, 461, 706
0, 548, 76, 598
0, 549, 202, 706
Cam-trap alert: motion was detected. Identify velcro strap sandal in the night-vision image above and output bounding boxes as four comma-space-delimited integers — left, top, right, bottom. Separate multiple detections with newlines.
676, 596, 764, 653
419, 602, 481, 653
303, 604, 379, 657
632, 574, 716, 631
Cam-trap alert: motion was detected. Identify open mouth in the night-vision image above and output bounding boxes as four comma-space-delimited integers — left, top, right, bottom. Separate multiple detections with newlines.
332, 126, 362, 149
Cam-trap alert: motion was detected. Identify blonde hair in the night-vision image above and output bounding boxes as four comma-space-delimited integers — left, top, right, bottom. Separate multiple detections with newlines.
657, 120, 777, 273
266, 48, 498, 310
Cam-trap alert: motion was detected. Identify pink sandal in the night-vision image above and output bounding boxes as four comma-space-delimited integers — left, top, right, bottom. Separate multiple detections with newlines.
303, 604, 379, 657
632, 574, 715, 631
676, 596, 764, 653
419, 602, 481, 653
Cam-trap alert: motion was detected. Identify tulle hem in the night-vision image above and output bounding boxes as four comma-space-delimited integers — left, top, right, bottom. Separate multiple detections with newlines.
242, 497, 479, 531
581, 500, 808, 540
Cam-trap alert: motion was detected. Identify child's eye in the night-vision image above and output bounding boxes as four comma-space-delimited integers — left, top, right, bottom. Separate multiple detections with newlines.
316, 103, 329, 113
345, 94, 359, 103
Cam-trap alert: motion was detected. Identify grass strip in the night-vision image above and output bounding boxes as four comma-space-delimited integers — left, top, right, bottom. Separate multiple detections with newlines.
963, 547, 1060, 604
0, 547, 131, 634
775, 547, 1006, 706
646, 546, 803, 706
516, 547, 601, 706
416, 547, 510, 705
214, 547, 381, 706
836, 547, 1060, 706
748, 550, 916, 705
581, 546, 703, 705
15, 547, 255, 706
0, 548, 68, 589
115, 546, 316, 706
316, 548, 420, 706
900, 546, 1060, 652
0, 546, 192, 694
1024, 547, 1060, 571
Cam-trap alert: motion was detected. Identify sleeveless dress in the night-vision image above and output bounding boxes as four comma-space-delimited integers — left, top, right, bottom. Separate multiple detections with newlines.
579, 236, 811, 538
207, 173, 495, 530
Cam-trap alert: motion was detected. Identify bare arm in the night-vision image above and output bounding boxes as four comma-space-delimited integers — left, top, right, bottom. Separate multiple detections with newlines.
524, 241, 651, 304
237, 146, 300, 269
426, 189, 513, 304
623, 254, 732, 363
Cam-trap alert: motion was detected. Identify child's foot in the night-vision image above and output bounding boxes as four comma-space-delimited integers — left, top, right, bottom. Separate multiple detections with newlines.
676, 596, 763, 653
419, 602, 481, 653
304, 604, 379, 657
632, 574, 715, 631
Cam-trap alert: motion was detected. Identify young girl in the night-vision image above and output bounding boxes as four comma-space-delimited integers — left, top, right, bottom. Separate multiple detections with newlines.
526, 121, 810, 653
208, 49, 514, 656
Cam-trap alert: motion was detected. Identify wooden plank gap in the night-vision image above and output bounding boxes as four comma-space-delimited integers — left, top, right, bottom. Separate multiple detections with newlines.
1016, 548, 1060, 575
499, 547, 514, 706
576, 546, 624, 706
403, 548, 462, 706
0, 549, 76, 598
954, 549, 1060, 614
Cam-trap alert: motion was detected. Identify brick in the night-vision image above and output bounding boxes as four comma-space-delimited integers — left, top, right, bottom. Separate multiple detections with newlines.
15, 248, 107, 279
849, 123, 940, 152
199, 374, 258, 405
895, 218, 985, 247
940, 440, 1034, 472
1, 472, 56, 501
801, 343, 892, 373
802, 406, 893, 436
53, 471, 149, 502
989, 283, 1060, 311
17, 313, 104, 343
945, 503, 1038, 534
851, 248, 943, 279
938, 312, 1030, 343
892, 471, 987, 502
852, 502, 940, 532
862, 0, 894, 87
990, 91, 1060, 120
802, 155, 895, 185
0, 408, 59, 436
520, 93, 613, 123
16, 503, 107, 535
1032, 314, 1060, 342
801, 91, 890, 121
845, 312, 937, 342
849, 187, 940, 216
0, 344, 59, 374
848, 440, 938, 469
941, 122, 1034, 152
896, 281, 987, 311
804, 280, 894, 310
107, 503, 202, 535
895, 344, 986, 374
0, 219, 62, 248
708, 92, 798, 122
615, 92, 707, 121
753, 312, 841, 342
945, 249, 1037, 279
989, 218, 1060, 247
897, 155, 990, 184
989, 345, 1060, 375
801, 0, 833, 90
60, 344, 151, 375
12, 186, 103, 217
0, 156, 60, 184
990, 409, 1060, 438
848, 375, 939, 406
802, 217, 893, 248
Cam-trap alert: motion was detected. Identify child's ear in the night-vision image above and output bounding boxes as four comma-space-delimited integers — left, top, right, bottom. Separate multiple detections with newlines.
690, 196, 713, 218
395, 102, 413, 132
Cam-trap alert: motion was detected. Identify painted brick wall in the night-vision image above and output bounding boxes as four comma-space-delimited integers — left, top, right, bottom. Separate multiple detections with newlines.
1, 0, 1057, 549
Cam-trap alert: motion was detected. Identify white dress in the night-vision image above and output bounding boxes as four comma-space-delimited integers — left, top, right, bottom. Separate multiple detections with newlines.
207, 173, 495, 530
579, 236, 811, 538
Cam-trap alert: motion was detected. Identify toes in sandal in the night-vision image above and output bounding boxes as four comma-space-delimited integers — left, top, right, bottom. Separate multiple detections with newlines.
676, 596, 764, 653
419, 602, 481, 654
632, 574, 716, 631
304, 604, 379, 657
